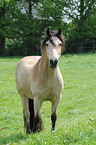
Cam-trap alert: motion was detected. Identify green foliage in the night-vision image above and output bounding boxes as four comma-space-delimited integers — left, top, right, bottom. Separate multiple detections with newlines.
0, 54, 96, 144
64, 0, 96, 53
0, 0, 42, 56
35, 0, 66, 29
0, 0, 96, 55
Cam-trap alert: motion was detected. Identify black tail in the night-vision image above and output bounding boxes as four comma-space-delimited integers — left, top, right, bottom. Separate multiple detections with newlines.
29, 99, 34, 132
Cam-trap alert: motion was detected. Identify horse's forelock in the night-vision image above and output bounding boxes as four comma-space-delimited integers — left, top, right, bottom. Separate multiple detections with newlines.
41, 31, 65, 52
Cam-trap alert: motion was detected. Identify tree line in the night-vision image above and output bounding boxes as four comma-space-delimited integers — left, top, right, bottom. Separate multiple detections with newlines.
0, 0, 96, 56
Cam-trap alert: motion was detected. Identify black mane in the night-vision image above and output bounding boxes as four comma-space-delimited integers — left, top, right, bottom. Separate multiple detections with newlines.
41, 30, 64, 49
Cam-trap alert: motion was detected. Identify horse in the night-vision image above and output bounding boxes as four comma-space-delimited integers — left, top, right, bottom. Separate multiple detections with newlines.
15, 28, 65, 134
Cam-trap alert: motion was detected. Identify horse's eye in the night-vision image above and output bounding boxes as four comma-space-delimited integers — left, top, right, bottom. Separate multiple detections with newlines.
59, 43, 62, 46
46, 43, 48, 47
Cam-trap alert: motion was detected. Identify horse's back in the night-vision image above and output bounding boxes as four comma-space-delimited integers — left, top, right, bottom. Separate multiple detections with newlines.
16, 56, 41, 70
15, 56, 41, 96
18, 56, 41, 65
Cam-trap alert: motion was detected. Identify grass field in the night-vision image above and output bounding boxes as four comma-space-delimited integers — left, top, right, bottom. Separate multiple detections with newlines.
0, 53, 96, 145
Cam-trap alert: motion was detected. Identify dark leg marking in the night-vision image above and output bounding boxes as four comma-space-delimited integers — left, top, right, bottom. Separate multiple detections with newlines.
29, 99, 34, 132
33, 115, 44, 133
23, 109, 26, 129
51, 113, 57, 131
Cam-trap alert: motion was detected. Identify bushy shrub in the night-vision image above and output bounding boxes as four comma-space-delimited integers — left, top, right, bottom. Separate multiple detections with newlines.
5, 38, 41, 56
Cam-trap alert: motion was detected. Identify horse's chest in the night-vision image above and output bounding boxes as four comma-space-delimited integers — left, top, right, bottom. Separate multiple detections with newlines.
32, 76, 63, 101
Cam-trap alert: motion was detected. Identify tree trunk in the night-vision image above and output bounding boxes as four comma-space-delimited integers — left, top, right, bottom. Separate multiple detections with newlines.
0, 3, 6, 55
93, 39, 95, 53
77, 0, 84, 53
0, 35, 5, 56
29, 1, 32, 19
77, 39, 84, 53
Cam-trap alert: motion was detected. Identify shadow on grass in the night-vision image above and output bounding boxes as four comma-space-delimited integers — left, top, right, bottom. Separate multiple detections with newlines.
0, 132, 30, 144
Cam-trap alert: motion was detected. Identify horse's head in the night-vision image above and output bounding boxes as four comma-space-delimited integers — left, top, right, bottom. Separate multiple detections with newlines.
41, 28, 65, 68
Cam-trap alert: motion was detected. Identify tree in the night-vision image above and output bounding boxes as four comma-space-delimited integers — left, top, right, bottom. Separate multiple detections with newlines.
35, 0, 96, 53
0, 0, 42, 56
66, 0, 96, 53
0, 1, 6, 55
35, 0, 71, 31
0, 0, 19, 55
1, 0, 95, 55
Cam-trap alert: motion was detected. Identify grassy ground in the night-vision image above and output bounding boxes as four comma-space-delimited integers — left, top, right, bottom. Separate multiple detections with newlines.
0, 54, 96, 145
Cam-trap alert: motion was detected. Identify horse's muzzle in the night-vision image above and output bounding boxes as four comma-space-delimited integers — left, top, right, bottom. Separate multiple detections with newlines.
49, 58, 58, 68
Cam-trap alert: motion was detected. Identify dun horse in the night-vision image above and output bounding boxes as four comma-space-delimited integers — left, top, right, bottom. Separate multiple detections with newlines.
15, 28, 65, 133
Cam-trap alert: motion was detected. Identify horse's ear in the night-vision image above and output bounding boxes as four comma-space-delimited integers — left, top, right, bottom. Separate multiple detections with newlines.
58, 28, 62, 35
61, 40, 65, 53
46, 28, 51, 36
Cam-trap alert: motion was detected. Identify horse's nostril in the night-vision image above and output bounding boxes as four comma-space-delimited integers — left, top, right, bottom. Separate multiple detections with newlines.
55, 59, 58, 64
50, 59, 53, 64
50, 59, 58, 68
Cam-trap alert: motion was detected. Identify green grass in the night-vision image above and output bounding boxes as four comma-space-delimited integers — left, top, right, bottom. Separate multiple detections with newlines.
0, 54, 96, 145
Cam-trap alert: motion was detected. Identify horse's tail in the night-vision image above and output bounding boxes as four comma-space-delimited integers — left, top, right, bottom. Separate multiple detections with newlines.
29, 99, 34, 132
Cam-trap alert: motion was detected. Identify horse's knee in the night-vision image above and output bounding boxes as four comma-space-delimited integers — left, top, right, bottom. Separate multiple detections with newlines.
51, 112, 57, 131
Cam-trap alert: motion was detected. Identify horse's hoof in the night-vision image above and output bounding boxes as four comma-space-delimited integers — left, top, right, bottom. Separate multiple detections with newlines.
51, 128, 55, 133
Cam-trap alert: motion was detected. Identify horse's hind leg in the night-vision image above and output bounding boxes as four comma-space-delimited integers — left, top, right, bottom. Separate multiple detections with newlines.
21, 95, 31, 134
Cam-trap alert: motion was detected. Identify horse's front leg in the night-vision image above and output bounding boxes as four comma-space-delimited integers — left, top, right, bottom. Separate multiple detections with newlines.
21, 96, 31, 134
33, 98, 44, 132
51, 96, 61, 132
